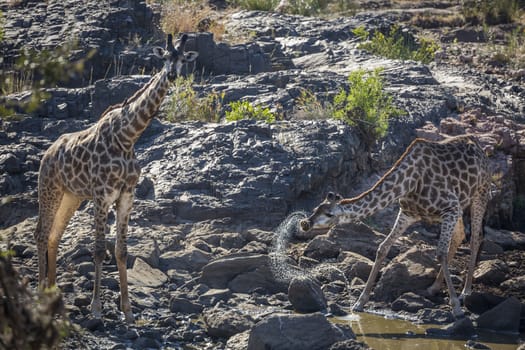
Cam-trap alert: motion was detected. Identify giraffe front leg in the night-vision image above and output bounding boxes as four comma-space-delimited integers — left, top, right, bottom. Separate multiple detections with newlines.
91, 199, 109, 320
353, 211, 416, 312
115, 189, 135, 324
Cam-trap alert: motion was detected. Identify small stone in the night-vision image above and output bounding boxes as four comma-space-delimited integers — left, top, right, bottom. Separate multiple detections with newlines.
288, 276, 328, 313
81, 317, 105, 332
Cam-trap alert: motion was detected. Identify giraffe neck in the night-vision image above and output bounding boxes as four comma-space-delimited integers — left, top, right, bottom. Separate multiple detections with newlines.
338, 178, 403, 222
113, 67, 170, 149
336, 145, 420, 223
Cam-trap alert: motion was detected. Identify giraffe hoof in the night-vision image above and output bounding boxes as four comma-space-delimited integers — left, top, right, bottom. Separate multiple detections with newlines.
123, 312, 135, 324
352, 303, 364, 312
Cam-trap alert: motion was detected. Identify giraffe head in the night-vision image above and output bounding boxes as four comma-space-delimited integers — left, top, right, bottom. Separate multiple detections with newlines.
300, 192, 344, 232
153, 33, 199, 80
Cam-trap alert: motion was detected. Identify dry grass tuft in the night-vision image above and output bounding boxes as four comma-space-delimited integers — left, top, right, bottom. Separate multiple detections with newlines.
161, 0, 225, 41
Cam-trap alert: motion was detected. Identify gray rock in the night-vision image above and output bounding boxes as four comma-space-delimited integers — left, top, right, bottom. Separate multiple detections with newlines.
200, 253, 287, 293
160, 248, 211, 272
330, 340, 371, 350
473, 259, 509, 285
476, 296, 522, 334
204, 305, 255, 338
426, 317, 476, 337
338, 251, 373, 282
374, 246, 437, 302
288, 276, 327, 313
247, 313, 354, 350
127, 257, 167, 288
129, 238, 161, 269
0, 153, 22, 173
199, 288, 232, 306
169, 297, 204, 314
225, 331, 250, 350
391, 292, 435, 313
464, 292, 508, 315
304, 236, 340, 260
484, 226, 525, 250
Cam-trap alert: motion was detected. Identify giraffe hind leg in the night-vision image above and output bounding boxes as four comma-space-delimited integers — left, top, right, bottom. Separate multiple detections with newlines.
438, 207, 464, 318
461, 189, 488, 299
34, 185, 64, 289
47, 192, 81, 287
427, 216, 465, 296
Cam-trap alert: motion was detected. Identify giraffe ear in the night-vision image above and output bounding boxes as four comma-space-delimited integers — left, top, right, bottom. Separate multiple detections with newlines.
326, 192, 336, 202
183, 51, 199, 63
152, 47, 167, 59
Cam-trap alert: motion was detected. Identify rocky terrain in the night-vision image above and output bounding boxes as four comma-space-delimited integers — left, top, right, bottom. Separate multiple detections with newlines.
1, 0, 525, 349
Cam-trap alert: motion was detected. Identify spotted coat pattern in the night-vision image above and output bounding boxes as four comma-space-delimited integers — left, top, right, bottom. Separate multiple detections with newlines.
33, 34, 198, 323
301, 136, 491, 317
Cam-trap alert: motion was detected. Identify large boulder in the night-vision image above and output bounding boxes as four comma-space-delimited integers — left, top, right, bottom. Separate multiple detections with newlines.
247, 313, 354, 350
200, 254, 288, 293
288, 276, 328, 313
374, 246, 437, 302
476, 296, 522, 334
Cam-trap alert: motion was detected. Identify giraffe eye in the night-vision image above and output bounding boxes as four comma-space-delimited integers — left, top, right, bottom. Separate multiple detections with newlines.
325, 213, 334, 218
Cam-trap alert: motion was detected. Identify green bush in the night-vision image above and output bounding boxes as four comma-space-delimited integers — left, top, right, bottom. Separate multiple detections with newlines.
166, 75, 223, 122
225, 100, 276, 123
353, 25, 439, 64
332, 68, 403, 149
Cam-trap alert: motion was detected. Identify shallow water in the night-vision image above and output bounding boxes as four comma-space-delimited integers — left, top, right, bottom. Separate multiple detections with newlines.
336, 313, 522, 350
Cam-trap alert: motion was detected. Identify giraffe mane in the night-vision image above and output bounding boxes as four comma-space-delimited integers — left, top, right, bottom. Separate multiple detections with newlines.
339, 138, 426, 205
98, 72, 161, 120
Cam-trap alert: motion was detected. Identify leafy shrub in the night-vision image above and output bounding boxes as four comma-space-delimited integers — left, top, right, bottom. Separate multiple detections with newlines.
353, 25, 439, 64
0, 39, 93, 117
332, 68, 403, 149
0, 250, 70, 349
166, 75, 224, 122
225, 101, 276, 123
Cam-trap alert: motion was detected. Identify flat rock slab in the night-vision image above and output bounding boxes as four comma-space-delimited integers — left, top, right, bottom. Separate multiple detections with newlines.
247, 312, 354, 350
128, 257, 168, 288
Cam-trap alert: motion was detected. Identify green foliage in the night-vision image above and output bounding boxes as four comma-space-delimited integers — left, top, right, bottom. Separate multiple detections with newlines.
225, 100, 276, 123
0, 39, 94, 117
166, 75, 223, 122
332, 68, 404, 149
0, 250, 70, 349
279, 0, 329, 16
228, 0, 279, 11
353, 25, 439, 64
462, 0, 524, 25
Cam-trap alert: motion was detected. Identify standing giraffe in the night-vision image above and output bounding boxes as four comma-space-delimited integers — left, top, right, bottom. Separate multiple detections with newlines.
299, 135, 490, 318
34, 34, 198, 323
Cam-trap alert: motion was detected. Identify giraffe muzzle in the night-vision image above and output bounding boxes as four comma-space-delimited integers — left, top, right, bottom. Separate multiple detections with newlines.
299, 219, 311, 232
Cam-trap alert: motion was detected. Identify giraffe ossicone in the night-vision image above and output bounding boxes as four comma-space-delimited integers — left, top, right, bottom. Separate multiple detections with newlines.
34, 33, 198, 324
300, 135, 490, 318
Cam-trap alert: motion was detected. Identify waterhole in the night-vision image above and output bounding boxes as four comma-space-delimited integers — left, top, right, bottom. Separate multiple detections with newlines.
336, 313, 521, 350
